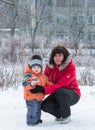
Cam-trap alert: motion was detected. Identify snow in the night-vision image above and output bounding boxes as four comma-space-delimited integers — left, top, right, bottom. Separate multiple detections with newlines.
0, 85, 95, 130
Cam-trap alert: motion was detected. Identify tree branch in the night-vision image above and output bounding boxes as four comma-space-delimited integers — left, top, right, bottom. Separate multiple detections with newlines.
0, 0, 15, 5
0, 0, 27, 11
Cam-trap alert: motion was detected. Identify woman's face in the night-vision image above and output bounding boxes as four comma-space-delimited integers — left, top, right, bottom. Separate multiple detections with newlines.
54, 53, 64, 65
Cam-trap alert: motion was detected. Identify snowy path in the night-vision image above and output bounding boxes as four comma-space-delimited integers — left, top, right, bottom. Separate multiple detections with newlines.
0, 86, 95, 130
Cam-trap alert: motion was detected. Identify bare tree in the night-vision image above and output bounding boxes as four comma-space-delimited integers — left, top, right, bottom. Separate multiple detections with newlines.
68, 1, 87, 55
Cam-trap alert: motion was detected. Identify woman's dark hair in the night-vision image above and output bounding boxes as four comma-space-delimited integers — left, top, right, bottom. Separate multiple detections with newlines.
49, 45, 70, 65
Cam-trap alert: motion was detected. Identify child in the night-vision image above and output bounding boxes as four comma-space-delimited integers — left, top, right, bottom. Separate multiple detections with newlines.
22, 54, 52, 126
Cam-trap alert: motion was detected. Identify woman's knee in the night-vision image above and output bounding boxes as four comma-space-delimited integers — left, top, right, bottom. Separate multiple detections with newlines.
41, 101, 47, 112
54, 88, 66, 96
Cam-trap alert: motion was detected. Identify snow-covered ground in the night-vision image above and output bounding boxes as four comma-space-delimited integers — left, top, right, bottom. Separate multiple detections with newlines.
0, 85, 95, 130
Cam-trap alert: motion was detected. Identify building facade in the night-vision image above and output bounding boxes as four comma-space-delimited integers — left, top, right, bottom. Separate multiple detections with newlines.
37, 0, 95, 47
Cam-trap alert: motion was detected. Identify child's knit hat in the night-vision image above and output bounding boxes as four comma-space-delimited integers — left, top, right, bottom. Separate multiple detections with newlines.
30, 54, 42, 69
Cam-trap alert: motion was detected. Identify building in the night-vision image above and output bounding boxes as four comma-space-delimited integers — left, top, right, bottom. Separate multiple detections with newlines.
37, 0, 95, 47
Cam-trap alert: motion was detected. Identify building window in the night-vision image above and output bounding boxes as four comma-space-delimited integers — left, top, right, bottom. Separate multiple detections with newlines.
72, 14, 84, 24
88, 15, 93, 24
56, 32, 64, 39
88, 32, 95, 42
56, 16, 65, 24
0, 41, 2, 48
92, 33, 95, 41
72, 0, 84, 7
72, 14, 78, 23
94, 16, 95, 24
47, 0, 53, 6
88, 0, 95, 6
56, 32, 68, 39
56, 0, 69, 7
79, 15, 84, 23
88, 14, 95, 24
79, 33, 84, 42
55, 14, 67, 24
40, 0, 53, 6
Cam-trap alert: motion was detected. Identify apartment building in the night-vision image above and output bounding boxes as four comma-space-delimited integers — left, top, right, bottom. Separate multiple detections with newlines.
37, 0, 95, 47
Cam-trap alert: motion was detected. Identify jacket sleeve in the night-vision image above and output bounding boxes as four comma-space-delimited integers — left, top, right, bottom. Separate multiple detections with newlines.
44, 67, 76, 95
46, 77, 53, 86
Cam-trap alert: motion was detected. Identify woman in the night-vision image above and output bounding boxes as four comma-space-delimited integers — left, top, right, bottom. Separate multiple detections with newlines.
31, 45, 81, 124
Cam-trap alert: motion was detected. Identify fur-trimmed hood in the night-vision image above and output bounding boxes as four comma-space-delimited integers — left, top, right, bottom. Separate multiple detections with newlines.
47, 54, 72, 71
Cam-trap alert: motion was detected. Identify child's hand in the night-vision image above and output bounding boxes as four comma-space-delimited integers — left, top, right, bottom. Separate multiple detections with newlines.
22, 73, 32, 83
30, 81, 37, 87
24, 73, 32, 78
22, 81, 31, 87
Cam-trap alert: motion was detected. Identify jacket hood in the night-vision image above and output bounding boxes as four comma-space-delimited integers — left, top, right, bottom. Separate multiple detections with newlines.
47, 54, 72, 71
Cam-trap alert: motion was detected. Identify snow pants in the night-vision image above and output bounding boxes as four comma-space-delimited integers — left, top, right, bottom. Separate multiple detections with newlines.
26, 100, 42, 125
41, 88, 80, 118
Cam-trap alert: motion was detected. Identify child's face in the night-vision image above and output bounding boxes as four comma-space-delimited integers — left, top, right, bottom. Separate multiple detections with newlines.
31, 66, 41, 74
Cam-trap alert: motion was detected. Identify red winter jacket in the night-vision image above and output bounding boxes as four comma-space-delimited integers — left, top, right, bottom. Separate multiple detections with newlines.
44, 55, 81, 96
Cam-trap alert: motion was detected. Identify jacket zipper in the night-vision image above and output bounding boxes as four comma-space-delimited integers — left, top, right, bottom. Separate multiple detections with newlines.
53, 73, 56, 83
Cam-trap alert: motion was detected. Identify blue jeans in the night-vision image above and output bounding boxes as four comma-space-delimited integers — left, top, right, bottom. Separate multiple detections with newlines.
26, 100, 42, 125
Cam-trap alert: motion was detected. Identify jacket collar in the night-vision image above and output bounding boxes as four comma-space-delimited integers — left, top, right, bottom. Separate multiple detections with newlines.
47, 54, 72, 71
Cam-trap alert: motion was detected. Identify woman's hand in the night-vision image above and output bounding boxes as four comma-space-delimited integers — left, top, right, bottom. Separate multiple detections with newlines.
29, 85, 45, 94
